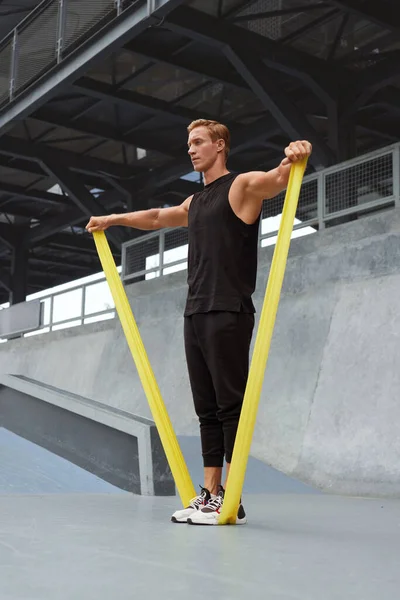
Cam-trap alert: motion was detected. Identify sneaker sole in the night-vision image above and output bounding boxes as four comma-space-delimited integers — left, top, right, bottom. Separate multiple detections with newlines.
187, 518, 216, 526
171, 516, 189, 523
187, 517, 247, 526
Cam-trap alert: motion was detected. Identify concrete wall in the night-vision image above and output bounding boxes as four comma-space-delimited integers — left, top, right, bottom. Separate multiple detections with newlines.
2, 208, 400, 497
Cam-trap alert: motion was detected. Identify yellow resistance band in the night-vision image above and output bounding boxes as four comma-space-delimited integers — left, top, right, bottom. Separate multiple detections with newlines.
93, 231, 196, 507
219, 159, 308, 525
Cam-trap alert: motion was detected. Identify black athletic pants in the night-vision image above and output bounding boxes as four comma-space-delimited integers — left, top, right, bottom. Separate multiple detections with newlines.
184, 311, 255, 467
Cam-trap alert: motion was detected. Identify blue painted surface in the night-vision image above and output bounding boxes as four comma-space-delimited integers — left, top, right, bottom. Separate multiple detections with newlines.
0, 427, 125, 494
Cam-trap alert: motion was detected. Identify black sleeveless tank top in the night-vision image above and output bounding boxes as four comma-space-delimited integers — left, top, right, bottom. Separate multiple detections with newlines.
184, 172, 261, 316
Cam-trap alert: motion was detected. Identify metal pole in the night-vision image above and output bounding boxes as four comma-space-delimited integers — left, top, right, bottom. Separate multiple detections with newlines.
317, 172, 325, 231
159, 230, 164, 277
121, 242, 127, 281
81, 286, 86, 325
258, 211, 262, 247
9, 29, 18, 101
49, 295, 54, 331
115, 0, 122, 16
56, 0, 67, 64
393, 145, 400, 208
148, 0, 156, 16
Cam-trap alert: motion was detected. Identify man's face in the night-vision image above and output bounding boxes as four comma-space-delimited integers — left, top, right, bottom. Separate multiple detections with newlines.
187, 126, 222, 172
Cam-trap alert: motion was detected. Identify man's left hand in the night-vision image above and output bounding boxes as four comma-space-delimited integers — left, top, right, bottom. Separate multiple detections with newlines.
281, 140, 312, 166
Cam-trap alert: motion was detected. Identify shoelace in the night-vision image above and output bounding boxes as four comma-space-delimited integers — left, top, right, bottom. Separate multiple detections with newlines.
204, 493, 223, 511
189, 489, 207, 508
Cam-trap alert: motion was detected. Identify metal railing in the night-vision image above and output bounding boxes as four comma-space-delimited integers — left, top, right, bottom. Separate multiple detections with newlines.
35, 274, 117, 332
0, 273, 116, 343
122, 142, 400, 282
0, 0, 142, 110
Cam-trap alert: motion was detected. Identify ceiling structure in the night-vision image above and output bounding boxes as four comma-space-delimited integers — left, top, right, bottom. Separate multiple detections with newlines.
0, 0, 398, 304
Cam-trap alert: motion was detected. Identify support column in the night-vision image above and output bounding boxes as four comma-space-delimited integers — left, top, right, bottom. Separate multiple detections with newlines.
328, 94, 356, 163
326, 94, 358, 224
10, 242, 28, 305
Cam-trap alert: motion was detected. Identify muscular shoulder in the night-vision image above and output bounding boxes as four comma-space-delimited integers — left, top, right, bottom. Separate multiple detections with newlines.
228, 173, 263, 225
233, 172, 273, 196
234, 169, 286, 201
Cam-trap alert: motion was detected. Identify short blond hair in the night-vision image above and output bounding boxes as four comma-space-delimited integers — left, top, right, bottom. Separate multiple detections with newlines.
187, 119, 230, 160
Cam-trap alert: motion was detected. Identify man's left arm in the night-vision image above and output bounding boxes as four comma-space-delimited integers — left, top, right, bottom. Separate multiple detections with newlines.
239, 140, 312, 200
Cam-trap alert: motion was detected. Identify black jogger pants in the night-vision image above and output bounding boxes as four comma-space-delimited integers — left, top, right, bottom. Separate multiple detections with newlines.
184, 311, 254, 467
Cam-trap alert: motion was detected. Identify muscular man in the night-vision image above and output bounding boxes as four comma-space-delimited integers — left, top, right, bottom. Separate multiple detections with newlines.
86, 119, 312, 525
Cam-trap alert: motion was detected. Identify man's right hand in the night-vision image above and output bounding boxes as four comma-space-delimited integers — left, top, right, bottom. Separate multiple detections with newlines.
85, 215, 113, 233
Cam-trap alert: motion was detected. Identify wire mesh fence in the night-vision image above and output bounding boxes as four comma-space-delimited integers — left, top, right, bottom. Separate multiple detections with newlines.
324, 151, 393, 217
0, 0, 143, 108
63, 0, 117, 58
15, 1, 59, 96
163, 228, 188, 275
123, 233, 160, 280
0, 39, 12, 108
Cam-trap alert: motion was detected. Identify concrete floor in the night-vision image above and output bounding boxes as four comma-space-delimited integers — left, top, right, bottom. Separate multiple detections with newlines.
1, 428, 400, 600
1, 493, 400, 600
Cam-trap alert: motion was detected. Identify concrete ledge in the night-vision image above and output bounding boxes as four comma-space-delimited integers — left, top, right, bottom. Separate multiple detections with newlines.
0, 374, 174, 496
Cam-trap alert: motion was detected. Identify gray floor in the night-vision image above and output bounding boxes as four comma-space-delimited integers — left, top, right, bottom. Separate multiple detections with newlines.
1, 428, 400, 600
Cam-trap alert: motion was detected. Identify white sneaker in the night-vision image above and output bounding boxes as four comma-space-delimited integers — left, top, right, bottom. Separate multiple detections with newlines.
187, 486, 247, 526
171, 487, 212, 523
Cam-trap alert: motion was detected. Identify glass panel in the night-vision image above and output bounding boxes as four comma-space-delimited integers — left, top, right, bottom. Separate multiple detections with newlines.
84, 281, 115, 316
52, 289, 82, 323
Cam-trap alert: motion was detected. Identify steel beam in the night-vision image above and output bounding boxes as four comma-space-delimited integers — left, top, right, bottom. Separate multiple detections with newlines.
230, 3, 328, 21
327, 14, 350, 61
0, 203, 52, 220
32, 107, 181, 157
40, 161, 120, 217
0, 266, 60, 290
0, 223, 16, 249
366, 87, 400, 117
0, 135, 137, 179
0, 155, 110, 190
280, 8, 340, 44
0, 155, 46, 177
26, 207, 93, 246
45, 233, 121, 266
223, 47, 334, 168
46, 233, 104, 255
73, 77, 216, 124
0, 182, 70, 206
28, 255, 95, 272
0, 269, 11, 293
30, 161, 127, 247
356, 115, 400, 143
163, 6, 341, 104
0, 0, 187, 135
355, 51, 400, 108
337, 31, 399, 65
327, 0, 400, 32
124, 38, 247, 90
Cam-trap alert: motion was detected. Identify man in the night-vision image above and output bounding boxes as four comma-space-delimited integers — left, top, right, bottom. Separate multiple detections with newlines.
86, 119, 312, 525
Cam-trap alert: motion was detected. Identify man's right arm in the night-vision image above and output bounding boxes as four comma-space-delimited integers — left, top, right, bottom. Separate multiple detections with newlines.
85, 195, 192, 233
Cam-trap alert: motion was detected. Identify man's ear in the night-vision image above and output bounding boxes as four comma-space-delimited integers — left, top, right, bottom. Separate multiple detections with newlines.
216, 138, 225, 154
